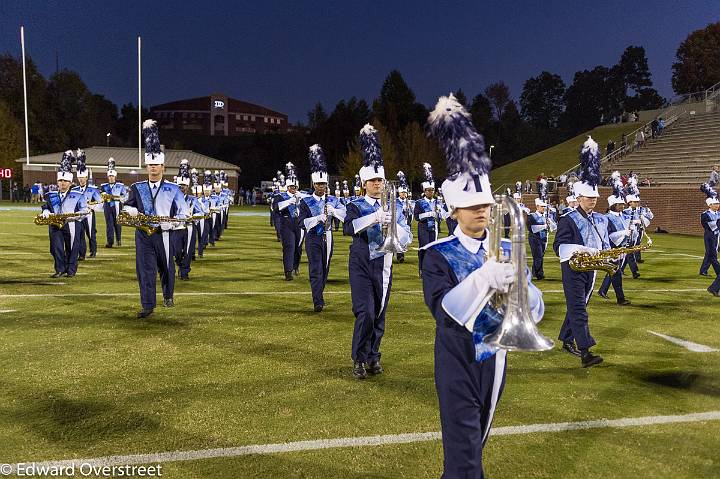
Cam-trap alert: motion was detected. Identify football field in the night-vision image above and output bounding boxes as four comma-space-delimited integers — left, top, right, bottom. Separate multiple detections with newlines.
1, 203, 719, 478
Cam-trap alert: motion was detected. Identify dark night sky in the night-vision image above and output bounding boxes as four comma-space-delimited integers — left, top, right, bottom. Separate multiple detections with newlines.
1, 1, 718, 122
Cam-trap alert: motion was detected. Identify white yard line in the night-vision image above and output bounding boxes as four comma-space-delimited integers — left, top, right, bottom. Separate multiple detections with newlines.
11, 411, 720, 471
0, 288, 711, 299
0, 309, 17, 313
647, 331, 719, 352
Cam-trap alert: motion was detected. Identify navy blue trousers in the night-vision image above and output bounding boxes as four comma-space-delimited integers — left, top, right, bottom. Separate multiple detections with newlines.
135, 229, 175, 310
223, 208, 229, 229
172, 226, 196, 279
49, 222, 82, 275
435, 325, 506, 479
529, 236, 545, 279
279, 216, 301, 273
305, 233, 332, 307
350, 254, 392, 363
78, 212, 96, 258
213, 212, 223, 241
197, 219, 209, 256
700, 233, 720, 275
418, 222, 437, 272
104, 203, 122, 245
558, 261, 597, 349
599, 259, 626, 302
709, 272, 720, 294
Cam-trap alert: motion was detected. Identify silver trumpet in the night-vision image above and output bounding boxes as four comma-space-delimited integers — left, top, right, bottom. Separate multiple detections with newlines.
483, 194, 554, 352
377, 181, 408, 254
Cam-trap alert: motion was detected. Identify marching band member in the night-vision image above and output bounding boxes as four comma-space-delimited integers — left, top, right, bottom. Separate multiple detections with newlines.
174, 160, 205, 280
563, 194, 578, 215
344, 124, 411, 379
353, 174, 362, 199
122, 120, 187, 318
597, 178, 632, 305
274, 163, 304, 280
414, 163, 438, 274
332, 181, 342, 231
342, 179, 351, 203
101, 158, 127, 248
298, 145, 347, 311
439, 189, 458, 237
190, 169, 209, 259
396, 171, 412, 263
622, 176, 651, 275
72, 149, 102, 260
199, 172, 217, 251
527, 191, 556, 281
212, 171, 226, 241
700, 183, 720, 279
270, 172, 283, 241
422, 94, 545, 478
553, 136, 609, 367
41, 150, 89, 277
220, 171, 232, 230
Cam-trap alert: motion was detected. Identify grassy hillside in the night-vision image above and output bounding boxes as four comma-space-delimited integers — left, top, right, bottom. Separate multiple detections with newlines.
490, 123, 640, 190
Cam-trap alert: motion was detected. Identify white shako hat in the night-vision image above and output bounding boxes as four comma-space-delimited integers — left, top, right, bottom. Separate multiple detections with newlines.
75, 149, 89, 178
309, 144, 328, 184
625, 175, 640, 202
284, 162, 298, 188
701, 182, 720, 206
607, 171, 625, 207
421, 162, 435, 190
203, 170, 213, 192
177, 159, 191, 186
57, 150, 74, 182
397, 171, 409, 193
107, 157, 117, 177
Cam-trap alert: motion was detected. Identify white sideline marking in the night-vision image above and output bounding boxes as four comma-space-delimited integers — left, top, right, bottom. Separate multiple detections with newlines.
648, 331, 719, 352
0, 309, 17, 313
13, 411, 720, 470
0, 288, 712, 299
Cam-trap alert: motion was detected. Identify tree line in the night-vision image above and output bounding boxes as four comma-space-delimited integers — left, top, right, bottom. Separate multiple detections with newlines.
0, 21, 718, 188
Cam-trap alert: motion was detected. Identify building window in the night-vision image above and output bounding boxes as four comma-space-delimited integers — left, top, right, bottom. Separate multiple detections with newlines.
264, 117, 268, 123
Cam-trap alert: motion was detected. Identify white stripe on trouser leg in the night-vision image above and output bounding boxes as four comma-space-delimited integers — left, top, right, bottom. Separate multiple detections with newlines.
325, 230, 332, 269
482, 348, 507, 444
586, 271, 597, 304
68, 221, 75, 249
378, 254, 393, 312
186, 225, 193, 255
115, 202, 119, 219
199, 219, 204, 236
162, 231, 170, 271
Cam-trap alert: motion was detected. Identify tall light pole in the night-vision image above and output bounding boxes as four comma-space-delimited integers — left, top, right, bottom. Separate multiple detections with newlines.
106, 132, 111, 147
489, 145, 495, 159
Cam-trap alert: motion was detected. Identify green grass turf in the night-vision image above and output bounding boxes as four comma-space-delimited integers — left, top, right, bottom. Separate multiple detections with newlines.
1, 202, 719, 478
490, 123, 639, 190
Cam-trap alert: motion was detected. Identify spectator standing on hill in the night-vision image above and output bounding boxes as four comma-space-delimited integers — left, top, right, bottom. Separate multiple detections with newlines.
635, 129, 645, 149
658, 117, 665, 136
651, 118, 659, 138
710, 165, 720, 187
606, 139, 615, 157
525, 179, 532, 193
24, 184, 31, 202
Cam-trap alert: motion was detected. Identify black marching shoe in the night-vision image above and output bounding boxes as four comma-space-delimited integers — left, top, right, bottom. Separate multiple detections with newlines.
314, 304, 323, 312
597, 291, 609, 299
617, 299, 631, 306
180, 276, 190, 281
65, 273, 75, 278
89, 252, 96, 258
700, 272, 709, 277
137, 308, 154, 319
78, 256, 85, 261
163, 298, 175, 308
581, 350, 604, 368
117, 241, 122, 247
366, 360, 383, 375
353, 361, 367, 380
561, 341, 582, 357
637, 259, 644, 263
50, 272, 64, 278
285, 271, 294, 281
632, 272, 641, 279
708, 288, 720, 297
105, 244, 113, 248
293, 269, 299, 277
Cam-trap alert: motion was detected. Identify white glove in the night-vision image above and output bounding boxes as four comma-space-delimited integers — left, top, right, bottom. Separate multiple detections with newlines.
474, 259, 515, 294
374, 210, 392, 225
317, 213, 328, 224
581, 246, 600, 255
160, 222, 174, 231
633, 219, 641, 225
124, 206, 139, 217
41, 210, 51, 218
326, 204, 335, 217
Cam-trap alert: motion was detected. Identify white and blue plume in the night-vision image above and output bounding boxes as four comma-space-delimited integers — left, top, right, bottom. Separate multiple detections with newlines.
579, 136, 601, 187
359, 124, 383, 172
427, 94, 491, 179
75, 149, 86, 175
142, 119, 162, 158
701, 182, 718, 199
397, 171, 408, 189
59, 150, 75, 174
308, 144, 327, 174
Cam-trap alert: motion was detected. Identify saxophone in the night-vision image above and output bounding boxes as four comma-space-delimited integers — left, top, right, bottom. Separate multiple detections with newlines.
34, 212, 86, 228
118, 211, 181, 235
569, 230, 653, 275
101, 192, 124, 202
